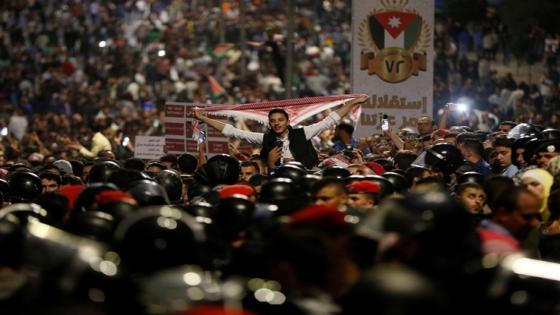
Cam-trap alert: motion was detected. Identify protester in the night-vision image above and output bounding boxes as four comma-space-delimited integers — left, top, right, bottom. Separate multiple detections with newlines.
193, 96, 367, 169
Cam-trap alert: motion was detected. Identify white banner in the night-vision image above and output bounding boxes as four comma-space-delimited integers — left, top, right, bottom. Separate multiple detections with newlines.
352, 0, 434, 137
134, 136, 165, 160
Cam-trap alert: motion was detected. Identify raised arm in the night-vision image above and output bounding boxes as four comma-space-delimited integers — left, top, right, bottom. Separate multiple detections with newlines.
304, 95, 370, 140
335, 95, 369, 118
194, 108, 226, 132
384, 126, 404, 150
194, 108, 264, 144
438, 103, 450, 130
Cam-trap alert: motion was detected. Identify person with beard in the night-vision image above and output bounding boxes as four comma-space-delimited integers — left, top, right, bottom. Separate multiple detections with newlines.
455, 182, 487, 223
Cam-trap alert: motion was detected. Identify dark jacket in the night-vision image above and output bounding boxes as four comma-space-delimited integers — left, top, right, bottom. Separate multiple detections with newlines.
260, 126, 319, 169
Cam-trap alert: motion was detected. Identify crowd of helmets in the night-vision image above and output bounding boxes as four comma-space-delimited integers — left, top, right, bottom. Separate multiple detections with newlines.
3, 1, 560, 314
2, 125, 560, 315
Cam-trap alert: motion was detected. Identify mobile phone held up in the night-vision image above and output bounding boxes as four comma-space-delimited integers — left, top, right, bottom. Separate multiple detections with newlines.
275, 139, 283, 148
198, 130, 206, 144
122, 136, 130, 147
447, 103, 468, 113
343, 144, 354, 158
381, 114, 389, 131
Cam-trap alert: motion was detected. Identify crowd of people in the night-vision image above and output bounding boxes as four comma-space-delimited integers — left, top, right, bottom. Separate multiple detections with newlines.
2, 0, 560, 314
1, 1, 560, 162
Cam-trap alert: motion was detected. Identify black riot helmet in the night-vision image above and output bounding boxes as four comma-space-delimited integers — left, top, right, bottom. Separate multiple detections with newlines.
382, 172, 408, 193
0, 203, 49, 224
187, 181, 213, 200
0, 218, 24, 268
522, 137, 542, 165
198, 154, 241, 187
87, 160, 121, 183
95, 191, 139, 223
259, 178, 297, 204
380, 190, 474, 251
457, 171, 484, 185
364, 175, 395, 201
541, 128, 560, 142
154, 170, 183, 204
286, 160, 306, 169
512, 136, 536, 151
271, 164, 307, 181
73, 182, 119, 212
344, 175, 366, 185
259, 178, 308, 215
8, 171, 42, 203
193, 165, 210, 185
297, 174, 322, 197
126, 179, 170, 207
0, 179, 11, 203
64, 211, 116, 243
425, 143, 463, 175
137, 265, 223, 314
339, 264, 445, 315
107, 168, 152, 190
214, 195, 256, 242
114, 206, 207, 273
507, 123, 541, 140
322, 166, 351, 179
184, 201, 217, 220
363, 191, 482, 278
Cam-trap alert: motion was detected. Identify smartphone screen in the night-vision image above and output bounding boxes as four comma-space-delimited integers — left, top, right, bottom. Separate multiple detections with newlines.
275, 140, 283, 148
122, 136, 130, 146
381, 115, 389, 131
198, 130, 206, 144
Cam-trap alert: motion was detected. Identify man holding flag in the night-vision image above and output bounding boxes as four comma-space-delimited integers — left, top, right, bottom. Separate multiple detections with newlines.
194, 95, 368, 169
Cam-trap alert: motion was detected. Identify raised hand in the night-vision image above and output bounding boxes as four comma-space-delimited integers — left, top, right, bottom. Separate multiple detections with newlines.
267, 147, 282, 167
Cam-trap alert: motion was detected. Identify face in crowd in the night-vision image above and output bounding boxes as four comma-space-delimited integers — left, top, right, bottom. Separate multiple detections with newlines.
457, 186, 486, 214
240, 164, 259, 182
416, 116, 433, 136
41, 177, 59, 193
347, 193, 375, 209
537, 151, 560, 168
269, 112, 290, 137
313, 184, 348, 208
498, 123, 514, 134
495, 145, 513, 168
504, 190, 542, 240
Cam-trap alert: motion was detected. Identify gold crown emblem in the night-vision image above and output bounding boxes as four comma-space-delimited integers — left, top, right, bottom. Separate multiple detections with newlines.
357, 1, 431, 83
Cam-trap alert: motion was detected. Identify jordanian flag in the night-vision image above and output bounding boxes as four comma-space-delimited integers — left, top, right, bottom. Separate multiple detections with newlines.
208, 75, 226, 98
369, 11, 421, 50
210, 43, 234, 59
